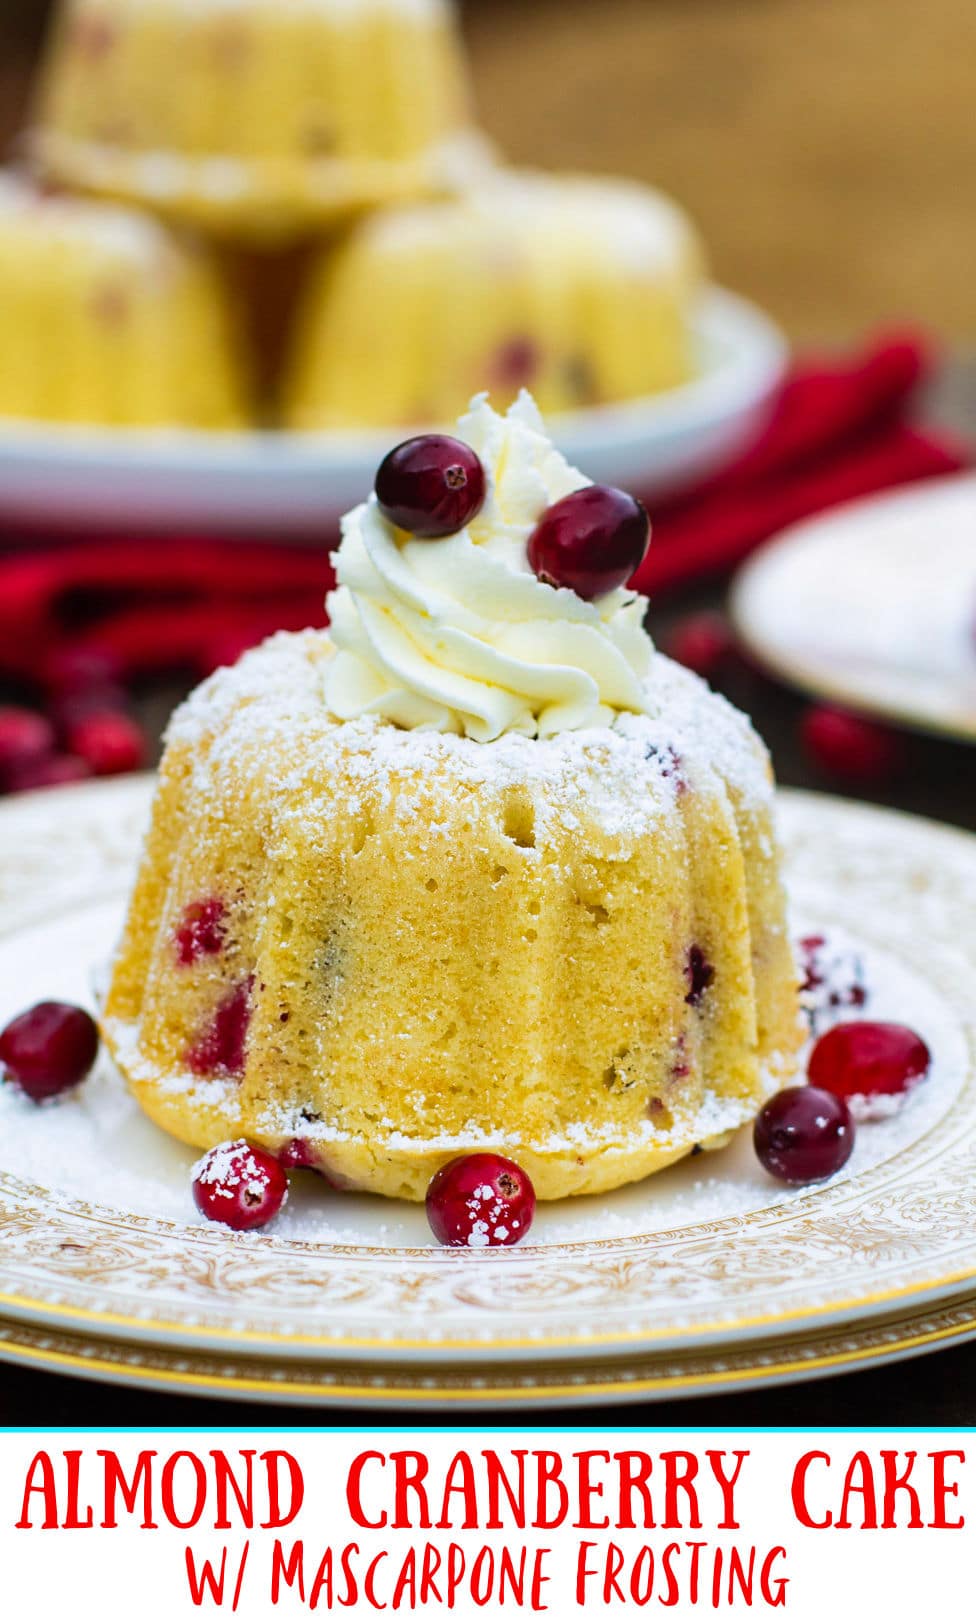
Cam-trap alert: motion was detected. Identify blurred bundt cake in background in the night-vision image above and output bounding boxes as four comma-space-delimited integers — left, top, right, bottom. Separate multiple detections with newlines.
31, 0, 485, 241
0, 174, 248, 427
281, 171, 704, 431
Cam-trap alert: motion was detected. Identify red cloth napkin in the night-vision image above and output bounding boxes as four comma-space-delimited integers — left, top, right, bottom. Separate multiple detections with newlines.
0, 334, 968, 687
633, 332, 968, 594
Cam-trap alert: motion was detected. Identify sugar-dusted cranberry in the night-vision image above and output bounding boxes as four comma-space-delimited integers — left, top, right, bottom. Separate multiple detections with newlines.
375, 435, 486, 539
175, 897, 227, 966
3, 753, 91, 794
808, 1020, 931, 1107
801, 704, 904, 785
186, 978, 253, 1079
685, 945, 714, 1007
64, 710, 146, 777
665, 612, 735, 681
0, 1000, 99, 1102
754, 1085, 854, 1185
797, 932, 869, 1033
192, 1140, 288, 1232
426, 1153, 535, 1249
0, 706, 55, 783
528, 486, 650, 601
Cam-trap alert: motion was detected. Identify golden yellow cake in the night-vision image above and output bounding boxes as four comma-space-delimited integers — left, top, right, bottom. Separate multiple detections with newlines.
282, 171, 704, 430
103, 396, 800, 1202
31, 0, 483, 241
0, 175, 247, 429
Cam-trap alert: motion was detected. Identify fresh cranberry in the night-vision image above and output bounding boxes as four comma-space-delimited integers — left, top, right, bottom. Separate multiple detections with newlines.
43, 644, 125, 698
3, 753, 91, 794
64, 710, 146, 777
425, 1153, 535, 1248
808, 1020, 930, 1105
528, 486, 649, 601
375, 435, 486, 538
665, 612, 735, 681
186, 979, 253, 1079
0, 706, 55, 782
754, 1086, 854, 1185
175, 897, 227, 966
192, 1140, 288, 1232
801, 704, 904, 785
0, 1000, 99, 1102
685, 945, 714, 1007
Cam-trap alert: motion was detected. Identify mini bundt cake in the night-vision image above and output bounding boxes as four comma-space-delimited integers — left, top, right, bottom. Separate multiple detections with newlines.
0, 176, 247, 428
103, 395, 800, 1201
32, 0, 483, 240
282, 171, 704, 430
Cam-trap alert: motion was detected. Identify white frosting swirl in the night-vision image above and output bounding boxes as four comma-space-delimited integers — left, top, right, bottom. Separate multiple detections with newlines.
324, 393, 654, 742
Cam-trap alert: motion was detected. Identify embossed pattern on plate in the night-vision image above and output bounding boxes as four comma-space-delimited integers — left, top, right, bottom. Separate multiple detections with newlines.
0, 778, 974, 1364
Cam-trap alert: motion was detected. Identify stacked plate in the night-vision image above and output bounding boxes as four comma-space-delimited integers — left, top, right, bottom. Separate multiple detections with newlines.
1, 776, 975, 1408
0, 288, 784, 537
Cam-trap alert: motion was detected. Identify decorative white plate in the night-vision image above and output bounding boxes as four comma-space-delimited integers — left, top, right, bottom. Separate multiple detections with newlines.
732, 474, 976, 743
1, 777, 975, 1372
2, 1290, 976, 1410
0, 288, 784, 537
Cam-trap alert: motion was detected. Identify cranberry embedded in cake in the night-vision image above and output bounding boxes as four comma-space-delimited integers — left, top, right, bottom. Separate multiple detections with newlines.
490, 336, 540, 391
175, 897, 228, 966
426, 1153, 536, 1248
192, 1140, 288, 1232
374, 435, 486, 538
685, 945, 714, 1007
186, 977, 253, 1079
0, 1000, 99, 1102
527, 485, 650, 601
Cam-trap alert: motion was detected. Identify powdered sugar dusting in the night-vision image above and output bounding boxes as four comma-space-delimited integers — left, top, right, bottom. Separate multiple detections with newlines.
166, 630, 774, 847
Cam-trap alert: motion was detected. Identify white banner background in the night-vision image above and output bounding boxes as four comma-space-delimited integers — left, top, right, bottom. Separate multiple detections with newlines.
0, 1429, 971, 1617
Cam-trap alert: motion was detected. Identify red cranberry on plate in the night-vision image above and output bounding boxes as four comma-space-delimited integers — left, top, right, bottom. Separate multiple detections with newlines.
3, 753, 91, 793
0, 1000, 99, 1102
527, 485, 650, 601
754, 1085, 854, 1185
375, 434, 486, 538
665, 612, 735, 681
426, 1152, 536, 1248
43, 644, 125, 699
192, 1139, 288, 1232
808, 1020, 931, 1105
64, 710, 146, 777
0, 706, 56, 784
800, 704, 904, 785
